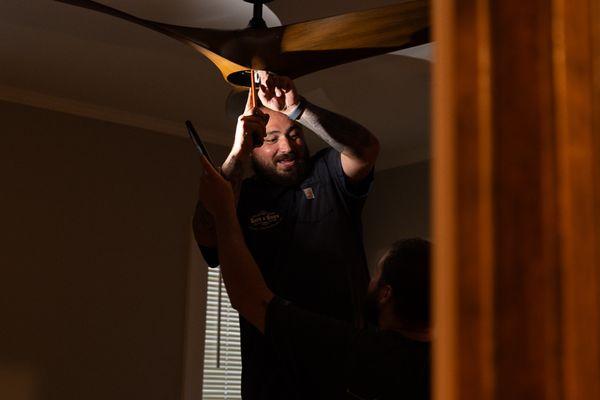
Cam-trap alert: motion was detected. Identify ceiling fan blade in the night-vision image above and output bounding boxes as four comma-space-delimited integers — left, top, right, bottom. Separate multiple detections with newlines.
271, 1, 430, 78
53, 0, 248, 82
282, 1, 429, 53
53, 0, 213, 44
211, 1, 430, 84
55, 0, 429, 88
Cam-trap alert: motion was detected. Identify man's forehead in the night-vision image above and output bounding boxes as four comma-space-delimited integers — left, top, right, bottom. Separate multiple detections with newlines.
264, 113, 292, 129
267, 121, 303, 136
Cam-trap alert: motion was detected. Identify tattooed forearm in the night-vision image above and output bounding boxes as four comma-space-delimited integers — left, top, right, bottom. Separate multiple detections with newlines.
298, 100, 377, 159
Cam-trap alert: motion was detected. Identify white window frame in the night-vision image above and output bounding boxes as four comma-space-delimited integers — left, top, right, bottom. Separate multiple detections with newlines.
183, 235, 242, 400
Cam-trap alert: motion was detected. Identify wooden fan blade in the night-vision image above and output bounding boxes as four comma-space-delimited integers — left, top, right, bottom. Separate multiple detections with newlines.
272, 0, 430, 78
53, 0, 249, 83
282, 1, 429, 53
215, 1, 430, 83
55, 0, 429, 88
54, 0, 219, 46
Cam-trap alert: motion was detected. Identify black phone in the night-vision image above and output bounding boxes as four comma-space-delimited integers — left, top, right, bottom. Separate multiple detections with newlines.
185, 120, 214, 167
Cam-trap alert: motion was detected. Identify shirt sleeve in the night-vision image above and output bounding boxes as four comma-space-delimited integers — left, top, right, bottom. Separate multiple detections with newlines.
323, 148, 374, 200
265, 296, 355, 383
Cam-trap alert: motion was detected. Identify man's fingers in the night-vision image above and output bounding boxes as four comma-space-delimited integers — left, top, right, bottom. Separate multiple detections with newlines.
259, 84, 272, 102
242, 122, 267, 139
258, 89, 269, 106
282, 77, 294, 92
242, 108, 269, 123
240, 114, 268, 126
268, 75, 293, 98
266, 75, 276, 93
260, 71, 277, 95
255, 71, 297, 113
242, 106, 259, 119
257, 70, 269, 79
257, 70, 270, 86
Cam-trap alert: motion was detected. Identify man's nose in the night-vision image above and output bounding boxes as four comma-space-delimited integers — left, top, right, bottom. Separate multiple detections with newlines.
278, 135, 292, 153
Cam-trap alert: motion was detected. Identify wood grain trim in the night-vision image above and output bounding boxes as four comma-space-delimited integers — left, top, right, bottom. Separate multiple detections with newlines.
553, 0, 600, 397
435, 0, 600, 398
432, 0, 495, 399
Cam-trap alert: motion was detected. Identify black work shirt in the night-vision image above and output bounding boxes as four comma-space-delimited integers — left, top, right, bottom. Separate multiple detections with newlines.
266, 297, 431, 400
200, 148, 372, 399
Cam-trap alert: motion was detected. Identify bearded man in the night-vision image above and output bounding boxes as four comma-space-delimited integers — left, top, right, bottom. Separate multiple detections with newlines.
193, 72, 380, 400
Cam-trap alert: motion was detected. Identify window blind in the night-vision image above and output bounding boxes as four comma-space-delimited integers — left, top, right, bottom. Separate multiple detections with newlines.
202, 267, 242, 399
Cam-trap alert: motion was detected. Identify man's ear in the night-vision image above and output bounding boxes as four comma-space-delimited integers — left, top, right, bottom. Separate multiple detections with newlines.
378, 284, 393, 306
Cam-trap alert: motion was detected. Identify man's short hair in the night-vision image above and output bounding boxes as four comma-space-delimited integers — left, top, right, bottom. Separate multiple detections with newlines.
379, 238, 431, 329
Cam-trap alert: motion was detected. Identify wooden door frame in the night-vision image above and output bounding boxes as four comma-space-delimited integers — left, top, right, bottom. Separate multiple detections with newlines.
432, 0, 600, 398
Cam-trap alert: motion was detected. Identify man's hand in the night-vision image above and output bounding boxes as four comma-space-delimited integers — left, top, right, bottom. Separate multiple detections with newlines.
198, 154, 236, 220
220, 88, 269, 200
257, 71, 301, 117
232, 88, 270, 159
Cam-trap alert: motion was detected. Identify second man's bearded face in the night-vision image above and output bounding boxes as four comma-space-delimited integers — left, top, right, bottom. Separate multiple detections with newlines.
251, 108, 310, 186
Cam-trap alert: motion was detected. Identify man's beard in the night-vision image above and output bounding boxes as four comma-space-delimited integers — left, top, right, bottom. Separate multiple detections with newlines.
363, 289, 380, 327
251, 150, 310, 187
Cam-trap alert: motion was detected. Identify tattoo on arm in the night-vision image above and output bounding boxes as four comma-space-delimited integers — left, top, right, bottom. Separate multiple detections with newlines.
298, 101, 376, 159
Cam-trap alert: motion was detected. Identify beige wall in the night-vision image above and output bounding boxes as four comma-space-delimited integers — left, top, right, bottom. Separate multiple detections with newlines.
363, 161, 431, 272
0, 99, 429, 399
0, 101, 228, 400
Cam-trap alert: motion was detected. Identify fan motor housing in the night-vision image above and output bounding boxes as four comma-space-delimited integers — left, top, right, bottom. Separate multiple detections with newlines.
227, 70, 255, 87
243, 0, 275, 28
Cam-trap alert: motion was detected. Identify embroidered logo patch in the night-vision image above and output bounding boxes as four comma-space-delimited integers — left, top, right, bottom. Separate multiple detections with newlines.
248, 210, 282, 230
303, 187, 315, 200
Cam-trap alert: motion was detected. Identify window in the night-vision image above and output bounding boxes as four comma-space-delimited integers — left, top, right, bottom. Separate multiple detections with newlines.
202, 267, 242, 399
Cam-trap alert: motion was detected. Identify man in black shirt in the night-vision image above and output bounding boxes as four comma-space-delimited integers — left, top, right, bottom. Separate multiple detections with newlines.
196, 154, 431, 400
193, 72, 380, 399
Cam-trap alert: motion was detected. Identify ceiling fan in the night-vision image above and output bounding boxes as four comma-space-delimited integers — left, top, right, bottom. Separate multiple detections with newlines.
53, 0, 430, 88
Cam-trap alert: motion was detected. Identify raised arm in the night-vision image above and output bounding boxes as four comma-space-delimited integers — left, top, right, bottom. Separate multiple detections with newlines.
298, 102, 380, 183
192, 90, 268, 249
197, 153, 274, 332
257, 72, 380, 183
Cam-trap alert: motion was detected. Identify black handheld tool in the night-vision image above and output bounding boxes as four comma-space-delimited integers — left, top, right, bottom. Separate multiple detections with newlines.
185, 120, 214, 167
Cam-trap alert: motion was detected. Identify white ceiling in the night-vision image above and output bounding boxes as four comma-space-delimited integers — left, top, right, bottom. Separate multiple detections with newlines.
0, 0, 431, 170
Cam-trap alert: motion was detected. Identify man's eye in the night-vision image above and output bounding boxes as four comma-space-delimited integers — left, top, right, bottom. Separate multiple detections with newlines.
265, 137, 277, 144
